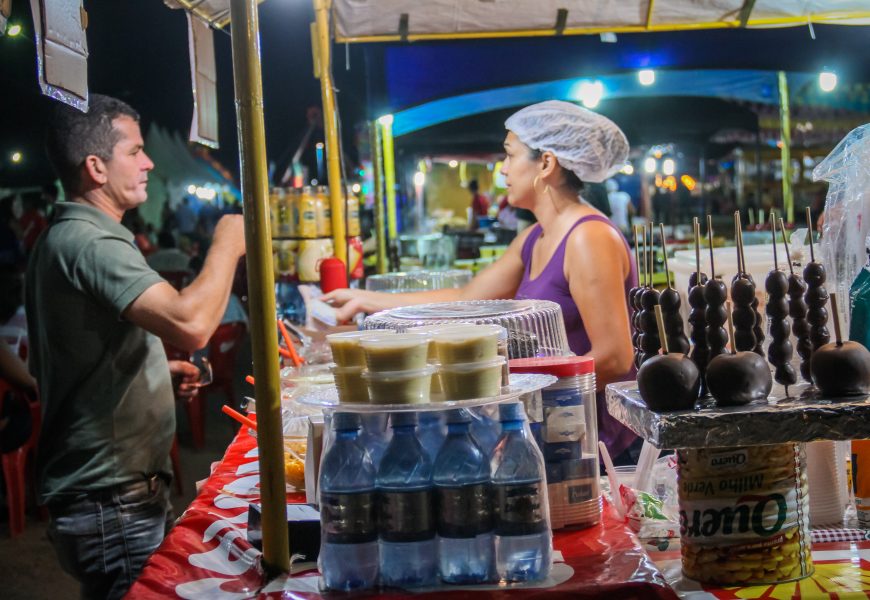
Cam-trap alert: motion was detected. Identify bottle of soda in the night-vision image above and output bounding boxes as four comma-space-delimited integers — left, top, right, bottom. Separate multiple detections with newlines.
491, 402, 552, 582
417, 410, 446, 461
318, 412, 379, 591
359, 413, 391, 470
433, 409, 494, 584
376, 412, 438, 587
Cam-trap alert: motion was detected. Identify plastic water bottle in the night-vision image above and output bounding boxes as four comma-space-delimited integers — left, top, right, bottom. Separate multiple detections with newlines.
417, 410, 446, 461
318, 412, 379, 591
376, 412, 438, 587
432, 409, 494, 584
491, 402, 552, 582
359, 413, 391, 470
469, 405, 499, 455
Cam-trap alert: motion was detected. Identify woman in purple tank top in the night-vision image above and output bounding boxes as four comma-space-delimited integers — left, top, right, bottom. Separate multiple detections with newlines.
324, 101, 639, 461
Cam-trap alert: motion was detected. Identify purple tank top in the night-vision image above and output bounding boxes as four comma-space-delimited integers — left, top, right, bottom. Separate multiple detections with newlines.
515, 214, 638, 458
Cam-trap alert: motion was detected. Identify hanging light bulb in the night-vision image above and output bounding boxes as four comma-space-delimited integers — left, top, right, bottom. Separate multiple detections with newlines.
662, 158, 676, 176
644, 157, 657, 174
819, 71, 837, 92
638, 69, 655, 86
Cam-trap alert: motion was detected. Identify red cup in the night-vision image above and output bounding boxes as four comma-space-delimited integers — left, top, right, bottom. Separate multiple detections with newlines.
319, 257, 348, 293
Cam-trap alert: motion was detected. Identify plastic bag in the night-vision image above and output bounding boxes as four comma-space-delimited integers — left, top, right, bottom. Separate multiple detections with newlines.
849, 237, 870, 348
814, 124, 870, 334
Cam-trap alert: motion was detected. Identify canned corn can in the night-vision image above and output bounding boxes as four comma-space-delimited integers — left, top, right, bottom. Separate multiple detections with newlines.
677, 443, 813, 586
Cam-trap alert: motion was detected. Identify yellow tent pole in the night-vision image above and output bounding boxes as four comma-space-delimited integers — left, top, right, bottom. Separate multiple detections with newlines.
313, 0, 348, 267
228, 0, 289, 575
778, 71, 793, 224
370, 121, 388, 274
379, 115, 398, 240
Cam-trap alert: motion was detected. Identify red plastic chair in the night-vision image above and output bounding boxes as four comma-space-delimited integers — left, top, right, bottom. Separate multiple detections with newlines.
0, 379, 41, 538
207, 322, 247, 411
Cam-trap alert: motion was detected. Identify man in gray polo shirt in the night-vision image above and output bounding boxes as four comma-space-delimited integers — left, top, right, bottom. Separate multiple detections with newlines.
26, 94, 246, 599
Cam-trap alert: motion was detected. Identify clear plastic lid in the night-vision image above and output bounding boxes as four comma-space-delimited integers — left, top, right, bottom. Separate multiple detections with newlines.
365, 270, 472, 293
359, 332, 430, 350
363, 299, 570, 359
361, 364, 438, 382
439, 356, 506, 373
430, 324, 505, 344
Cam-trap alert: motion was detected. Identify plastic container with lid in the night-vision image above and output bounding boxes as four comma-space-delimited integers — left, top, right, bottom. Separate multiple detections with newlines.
331, 365, 369, 404
431, 324, 503, 365
327, 330, 395, 368
360, 332, 431, 372
363, 299, 570, 359
509, 356, 599, 529
439, 356, 506, 401
363, 365, 437, 405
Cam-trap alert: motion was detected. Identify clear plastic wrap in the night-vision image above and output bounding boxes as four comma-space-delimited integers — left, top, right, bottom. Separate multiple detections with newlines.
363, 299, 571, 359
364, 270, 471, 293
606, 380, 870, 450
814, 124, 870, 334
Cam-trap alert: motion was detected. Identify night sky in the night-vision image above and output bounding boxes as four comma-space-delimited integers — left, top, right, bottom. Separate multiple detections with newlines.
0, 0, 367, 187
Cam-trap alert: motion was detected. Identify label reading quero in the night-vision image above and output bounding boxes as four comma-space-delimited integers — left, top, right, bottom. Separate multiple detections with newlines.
494, 481, 548, 536
320, 491, 377, 544
436, 483, 492, 538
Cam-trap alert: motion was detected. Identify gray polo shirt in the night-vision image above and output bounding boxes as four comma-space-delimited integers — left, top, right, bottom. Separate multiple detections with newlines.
25, 202, 175, 505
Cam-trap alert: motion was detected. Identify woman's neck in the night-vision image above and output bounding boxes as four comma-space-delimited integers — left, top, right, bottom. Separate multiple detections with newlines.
534, 185, 584, 237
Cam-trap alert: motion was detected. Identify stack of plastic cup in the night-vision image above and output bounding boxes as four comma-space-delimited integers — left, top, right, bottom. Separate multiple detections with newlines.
327, 330, 394, 403
431, 325, 506, 400
360, 333, 436, 405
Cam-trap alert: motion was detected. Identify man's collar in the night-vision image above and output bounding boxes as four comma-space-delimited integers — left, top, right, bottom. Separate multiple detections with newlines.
52, 202, 134, 242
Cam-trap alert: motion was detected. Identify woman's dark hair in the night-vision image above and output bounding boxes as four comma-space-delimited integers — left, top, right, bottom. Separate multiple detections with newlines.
527, 148, 584, 195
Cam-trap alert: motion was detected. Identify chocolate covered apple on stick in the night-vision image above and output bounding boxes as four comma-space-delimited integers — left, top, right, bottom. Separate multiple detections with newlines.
638, 224, 661, 366
706, 302, 773, 407
780, 217, 812, 383
637, 305, 701, 412
630, 225, 645, 369
810, 293, 870, 397
730, 212, 763, 354
804, 207, 831, 354
704, 216, 729, 362
687, 218, 709, 396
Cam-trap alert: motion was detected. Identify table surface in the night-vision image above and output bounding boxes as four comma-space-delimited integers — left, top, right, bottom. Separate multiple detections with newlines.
127, 428, 677, 599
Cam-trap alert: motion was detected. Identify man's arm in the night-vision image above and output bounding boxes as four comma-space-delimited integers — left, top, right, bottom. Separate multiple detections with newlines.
124, 215, 246, 352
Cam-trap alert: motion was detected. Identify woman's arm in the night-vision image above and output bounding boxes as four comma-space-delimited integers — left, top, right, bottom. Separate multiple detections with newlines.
323, 227, 535, 322
564, 221, 634, 389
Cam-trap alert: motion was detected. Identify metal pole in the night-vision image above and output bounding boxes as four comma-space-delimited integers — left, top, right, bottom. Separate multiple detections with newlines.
228, 0, 290, 575
370, 121, 388, 274
778, 71, 794, 224
313, 0, 348, 266
380, 115, 398, 240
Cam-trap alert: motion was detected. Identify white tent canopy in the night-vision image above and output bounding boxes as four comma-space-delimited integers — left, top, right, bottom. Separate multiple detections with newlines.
165, 0, 870, 38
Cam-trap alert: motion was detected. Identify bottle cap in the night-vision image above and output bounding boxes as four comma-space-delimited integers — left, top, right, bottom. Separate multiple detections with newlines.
446, 409, 472, 424
332, 412, 360, 431
390, 412, 418, 428
509, 356, 595, 377
498, 402, 526, 422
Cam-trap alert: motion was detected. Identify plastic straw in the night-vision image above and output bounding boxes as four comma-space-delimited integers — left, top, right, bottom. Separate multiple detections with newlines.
222, 404, 258, 431
634, 441, 661, 494
277, 319, 303, 367
599, 441, 625, 517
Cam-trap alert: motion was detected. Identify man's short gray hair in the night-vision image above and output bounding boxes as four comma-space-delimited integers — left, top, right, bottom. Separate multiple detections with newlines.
45, 94, 140, 195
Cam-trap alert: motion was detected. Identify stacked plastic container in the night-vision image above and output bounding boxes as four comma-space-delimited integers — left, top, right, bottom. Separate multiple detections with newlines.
363, 299, 571, 359
509, 357, 600, 530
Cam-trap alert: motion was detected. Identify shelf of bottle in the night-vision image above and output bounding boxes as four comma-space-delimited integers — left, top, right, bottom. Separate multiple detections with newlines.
296, 373, 557, 413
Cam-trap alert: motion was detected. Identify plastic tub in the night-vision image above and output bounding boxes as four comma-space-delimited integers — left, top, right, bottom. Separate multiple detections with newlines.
439, 357, 505, 400
327, 330, 395, 368
363, 365, 437, 405
331, 365, 370, 404
431, 324, 503, 365
360, 332, 431, 372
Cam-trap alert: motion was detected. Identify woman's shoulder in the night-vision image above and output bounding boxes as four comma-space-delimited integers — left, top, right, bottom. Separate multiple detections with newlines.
565, 212, 628, 257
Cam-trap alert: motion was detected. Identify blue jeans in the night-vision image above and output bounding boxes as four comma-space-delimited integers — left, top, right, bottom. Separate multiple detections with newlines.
47, 475, 173, 600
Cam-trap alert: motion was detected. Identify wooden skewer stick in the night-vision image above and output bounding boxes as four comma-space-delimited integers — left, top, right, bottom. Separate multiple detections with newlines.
770, 210, 778, 271
735, 211, 746, 277
659, 223, 672, 289
692, 217, 701, 285
707, 215, 716, 279
641, 225, 649, 288
725, 301, 737, 355
654, 305, 670, 354
806, 207, 816, 264
830, 292, 843, 347
648, 223, 654, 288
633, 226, 643, 286
779, 218, 795, 276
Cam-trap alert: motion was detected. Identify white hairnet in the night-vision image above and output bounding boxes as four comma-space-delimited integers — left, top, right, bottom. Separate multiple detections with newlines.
505, 100, 629, 184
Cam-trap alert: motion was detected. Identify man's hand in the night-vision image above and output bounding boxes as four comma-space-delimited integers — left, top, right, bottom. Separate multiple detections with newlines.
168, 359, 201, 399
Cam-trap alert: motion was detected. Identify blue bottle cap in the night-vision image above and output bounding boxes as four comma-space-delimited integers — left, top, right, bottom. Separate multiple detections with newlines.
498, 402, 526, 422
332, 412, 360, 431
446, 409, 472, 424
390, 412, 418, 428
